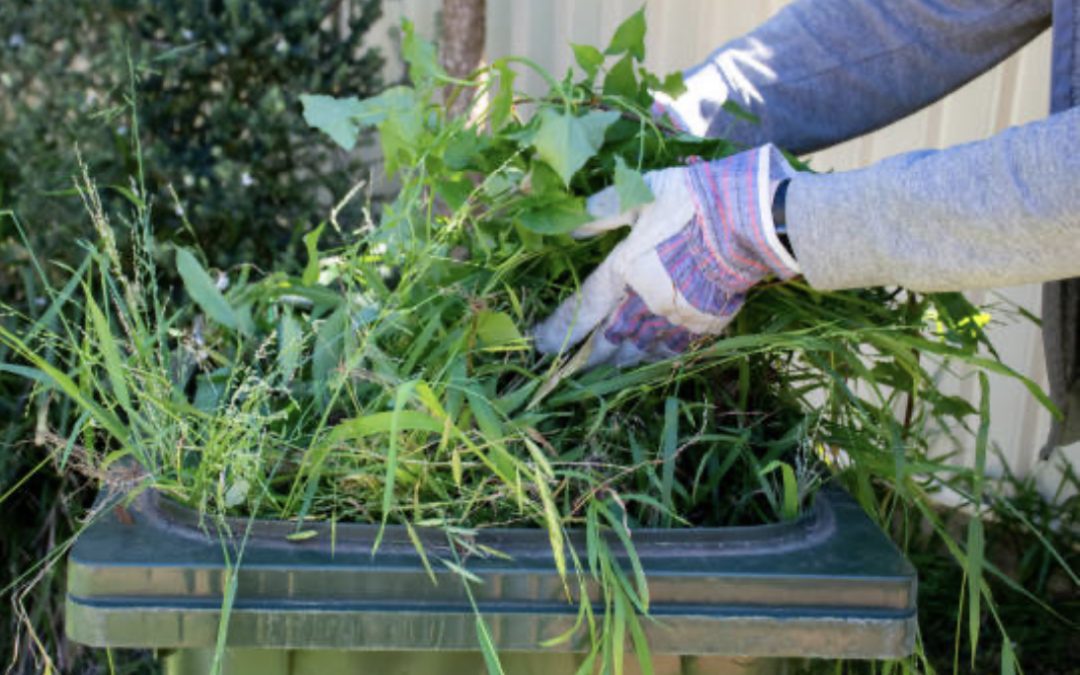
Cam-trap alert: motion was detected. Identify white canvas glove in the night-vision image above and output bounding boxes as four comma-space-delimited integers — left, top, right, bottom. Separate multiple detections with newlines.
533, 144, 801, 368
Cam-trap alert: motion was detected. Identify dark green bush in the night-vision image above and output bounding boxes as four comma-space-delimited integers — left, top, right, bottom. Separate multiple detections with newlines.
1, 0, 384, 270
1, 2, 384, 671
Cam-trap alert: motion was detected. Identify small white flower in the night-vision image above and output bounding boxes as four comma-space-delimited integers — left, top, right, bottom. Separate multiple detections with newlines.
216, 43, 228, 56
215, 272, 229, 291
8, 34, 25, 48
240, 172, 255, 187
117, 125, 128, 136
183, 174, 195, 187
181, 29, 194, 41
275, 38, 288, 54
174, 204, 186, 217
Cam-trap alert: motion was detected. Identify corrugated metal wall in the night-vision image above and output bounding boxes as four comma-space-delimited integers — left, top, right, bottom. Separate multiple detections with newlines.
369, 1, 1075, 496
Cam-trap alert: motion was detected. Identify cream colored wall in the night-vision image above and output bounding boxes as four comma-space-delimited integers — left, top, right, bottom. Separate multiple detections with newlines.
369, 1, 1076, 497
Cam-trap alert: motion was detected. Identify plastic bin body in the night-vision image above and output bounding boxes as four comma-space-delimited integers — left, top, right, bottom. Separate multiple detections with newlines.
162, 649, 793, 674
66, 487, 916, 673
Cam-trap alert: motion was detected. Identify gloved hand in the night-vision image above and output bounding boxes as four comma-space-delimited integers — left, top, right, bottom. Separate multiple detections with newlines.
533, 144, 801, 368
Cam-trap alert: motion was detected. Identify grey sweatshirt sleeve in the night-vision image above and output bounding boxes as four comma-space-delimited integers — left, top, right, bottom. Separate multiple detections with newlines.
659, 0, 1052, 154
787, 106, 1080, 292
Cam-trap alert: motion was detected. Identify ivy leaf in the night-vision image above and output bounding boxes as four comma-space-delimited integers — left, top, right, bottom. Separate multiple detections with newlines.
605, 7, 646, 61
642, 70, 686, 99
602, 54, 637, 99
613, 156, 653, 212
301, 87, 418, 152
528, 161, 564, 196
402, 19, 445, 84
300, 94, 366, 151
657, 71, 686, 98
532, 109, 620, 186
571, 44, 604, 78
517, 196, 591, 235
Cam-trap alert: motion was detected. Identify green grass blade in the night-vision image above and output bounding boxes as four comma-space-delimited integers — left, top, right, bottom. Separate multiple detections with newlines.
86, 292, 133, 413
967, 373, 991, 665
373, 380, 419, 555
475, 616, 506, 675
660, 397, 678, 527
404, 520, 438, 586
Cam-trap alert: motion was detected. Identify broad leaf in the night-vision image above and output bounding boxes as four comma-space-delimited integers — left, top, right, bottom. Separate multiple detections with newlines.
176, 248, 250, 334
516, 196, 591, 235
571, 43, 604, 78
300, 94, 366, 151
475, 311, 524, 347
301, 87, 419, 154
613, 156, 653, 212
603, 54, 637, 99
605, 7, 646, 61
402, 19, 445, 83
532, 109, 620, 185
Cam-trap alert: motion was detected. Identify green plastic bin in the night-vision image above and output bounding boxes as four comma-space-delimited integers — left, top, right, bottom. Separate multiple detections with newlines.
66, 487, 915, 673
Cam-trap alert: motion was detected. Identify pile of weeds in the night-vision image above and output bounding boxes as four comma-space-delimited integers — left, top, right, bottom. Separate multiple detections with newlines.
2, 11, 1073, 674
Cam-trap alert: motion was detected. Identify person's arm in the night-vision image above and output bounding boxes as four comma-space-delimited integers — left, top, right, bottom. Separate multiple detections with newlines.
787, 106, 1080, 292
659, 0, 1052, 153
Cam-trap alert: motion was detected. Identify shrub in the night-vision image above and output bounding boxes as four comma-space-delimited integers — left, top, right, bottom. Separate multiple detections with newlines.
0, 2, 384, 671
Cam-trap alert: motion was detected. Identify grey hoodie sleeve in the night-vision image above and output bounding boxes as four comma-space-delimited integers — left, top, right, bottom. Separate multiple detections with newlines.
659, 0, 1052, 153
787, 107, 1080, 292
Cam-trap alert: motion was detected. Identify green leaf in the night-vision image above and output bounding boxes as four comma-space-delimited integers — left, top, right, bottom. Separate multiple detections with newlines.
404, 520, 438, 585
613, 156, 653, 212
475, 310, 524, 347
605, 7, 646, 61
302, 87, 419, 157
1001, 638, 1017, 675
327, 410, 443, 444
176, 248, 250, 334
967, 371, 991, 666
528, 161, 565, 196
475, 617, 506, 675
571, 43, 604, 78
302, 223, 325, 286
660, 397, 678, 527
86, 293, 132, 414
490, 60, 517, 130
532, 109, 620, 186
374, 380, 420, 554
223, 479, 250, 508
966, 517, 985, 662
402, 19, 446, 84
602, 54, 637, 99
277, 310, 303, 384
656, 71, 686, 98
721, 100, 761, 125
313, 306, 350, 402
516, 197, 591, 235
300, 94, 366, 151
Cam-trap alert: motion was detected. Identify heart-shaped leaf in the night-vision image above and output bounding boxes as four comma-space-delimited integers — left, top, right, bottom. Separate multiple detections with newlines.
532, 109, 620, 185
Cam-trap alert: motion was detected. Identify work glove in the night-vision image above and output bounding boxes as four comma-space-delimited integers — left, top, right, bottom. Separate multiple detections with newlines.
533, 144, 800, 368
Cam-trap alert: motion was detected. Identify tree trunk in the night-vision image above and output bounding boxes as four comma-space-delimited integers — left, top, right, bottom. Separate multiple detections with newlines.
440, 0, 486, 116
